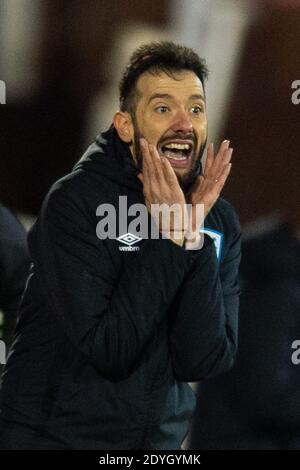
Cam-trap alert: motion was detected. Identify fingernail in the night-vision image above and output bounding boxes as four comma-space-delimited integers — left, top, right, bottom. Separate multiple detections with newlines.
140, 138, 146, 146
207, 143, 213, 152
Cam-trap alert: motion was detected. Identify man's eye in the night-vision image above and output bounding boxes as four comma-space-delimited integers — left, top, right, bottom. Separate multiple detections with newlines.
191, 106, 203, 114
155, 106, 169, 113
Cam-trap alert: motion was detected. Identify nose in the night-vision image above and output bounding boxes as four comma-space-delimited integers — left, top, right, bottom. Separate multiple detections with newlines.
170, 108, 193, 134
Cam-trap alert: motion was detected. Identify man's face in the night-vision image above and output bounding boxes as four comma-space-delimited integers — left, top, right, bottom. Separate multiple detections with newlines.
130, 70, 208, 189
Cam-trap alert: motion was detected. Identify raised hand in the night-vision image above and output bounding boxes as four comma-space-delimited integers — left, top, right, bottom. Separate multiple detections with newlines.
186, 140, 233, 237
137, 138, 187, 246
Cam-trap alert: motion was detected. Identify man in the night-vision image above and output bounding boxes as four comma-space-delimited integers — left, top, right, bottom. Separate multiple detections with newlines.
0, 203, 30, 373
0, 42, 241, 450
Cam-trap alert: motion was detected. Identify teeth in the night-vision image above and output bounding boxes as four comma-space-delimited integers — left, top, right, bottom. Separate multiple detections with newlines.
164, 143, 191, 150
164, 151, 187, 160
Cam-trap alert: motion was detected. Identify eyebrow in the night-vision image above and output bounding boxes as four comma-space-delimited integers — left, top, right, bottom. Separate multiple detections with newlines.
147, 93, 205, 105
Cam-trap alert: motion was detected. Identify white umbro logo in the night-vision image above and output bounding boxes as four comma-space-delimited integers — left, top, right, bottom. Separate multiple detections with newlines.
200, 228, 223, 261
117, 233, 142, 246
117, 233, 142, 251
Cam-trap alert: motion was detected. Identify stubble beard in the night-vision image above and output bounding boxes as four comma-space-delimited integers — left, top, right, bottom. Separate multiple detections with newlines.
132, 121, 207, 192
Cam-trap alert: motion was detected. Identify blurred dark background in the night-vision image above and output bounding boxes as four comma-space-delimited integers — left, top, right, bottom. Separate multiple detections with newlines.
0, 0, 299, 226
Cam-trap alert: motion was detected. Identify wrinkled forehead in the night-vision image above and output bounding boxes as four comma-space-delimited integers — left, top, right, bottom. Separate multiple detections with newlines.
136, 70, 205, 104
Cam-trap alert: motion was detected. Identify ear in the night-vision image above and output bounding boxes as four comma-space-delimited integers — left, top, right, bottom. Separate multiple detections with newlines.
113, 111, 133, 144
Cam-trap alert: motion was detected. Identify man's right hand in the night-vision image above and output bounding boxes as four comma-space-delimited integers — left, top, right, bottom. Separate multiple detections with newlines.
137, 138, 187, 246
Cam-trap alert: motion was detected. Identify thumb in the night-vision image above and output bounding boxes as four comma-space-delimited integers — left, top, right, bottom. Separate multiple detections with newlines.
137, 173, 144, 183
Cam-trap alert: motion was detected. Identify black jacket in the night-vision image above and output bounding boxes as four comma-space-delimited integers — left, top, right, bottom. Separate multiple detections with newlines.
0, 128, 241, 450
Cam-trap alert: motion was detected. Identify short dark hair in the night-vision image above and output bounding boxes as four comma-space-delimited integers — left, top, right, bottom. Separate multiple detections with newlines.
119, 41, 208, 115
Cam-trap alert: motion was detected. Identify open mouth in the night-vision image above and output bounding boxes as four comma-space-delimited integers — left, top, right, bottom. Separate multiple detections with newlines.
159, 140, 194, 168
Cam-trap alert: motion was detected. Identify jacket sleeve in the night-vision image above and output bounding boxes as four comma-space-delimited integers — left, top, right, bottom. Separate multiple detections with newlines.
28, 185, 201, 381
168, 211, 241, 382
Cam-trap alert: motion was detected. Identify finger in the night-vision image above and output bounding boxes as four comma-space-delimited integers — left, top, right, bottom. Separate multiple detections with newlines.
221, 147, 233, 166
214, 162, 232, 191
160, 156, 180, 186
204, 140, 228, 177
141, 139, 164, 186
209, 144, 233, 178
222, 139, 230, 151
217, 148, 233, 176
148, 143, 164, 183
140, 138, 155, 177
137, 173, 144, 183
204, 143, 214, 173
215, 140, 230, 163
